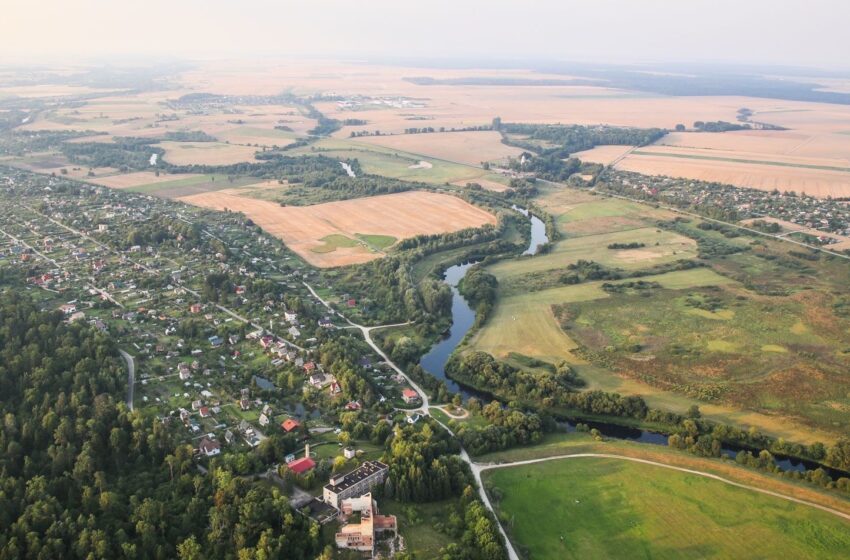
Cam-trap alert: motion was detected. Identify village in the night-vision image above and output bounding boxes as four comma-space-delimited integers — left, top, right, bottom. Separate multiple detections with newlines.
0, 166, 424, 557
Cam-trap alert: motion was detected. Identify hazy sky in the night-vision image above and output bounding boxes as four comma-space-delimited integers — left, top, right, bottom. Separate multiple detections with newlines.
3, 0, 849, 70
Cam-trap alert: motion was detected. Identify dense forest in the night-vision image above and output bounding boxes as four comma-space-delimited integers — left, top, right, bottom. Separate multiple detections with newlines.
0, 293, 320, 559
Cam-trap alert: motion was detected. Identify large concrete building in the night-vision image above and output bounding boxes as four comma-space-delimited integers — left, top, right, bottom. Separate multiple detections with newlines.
335, 493, 397, 557
322, 460, 389, 508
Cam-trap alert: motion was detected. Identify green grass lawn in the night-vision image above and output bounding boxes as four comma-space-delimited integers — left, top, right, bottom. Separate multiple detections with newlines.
381, 499, 456, 558
485, 456, 850, 560
311, 234, 362, 253
356, 233, 397, 250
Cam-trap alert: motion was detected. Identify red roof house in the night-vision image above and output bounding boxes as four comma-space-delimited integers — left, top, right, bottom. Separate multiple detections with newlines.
287, 457, 316, 474
281, 418, 301, 432
402, 388, 419, 403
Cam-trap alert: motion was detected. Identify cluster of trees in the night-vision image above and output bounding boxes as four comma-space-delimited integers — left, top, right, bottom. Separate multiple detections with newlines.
162, 130, 217, 142
437, 487, 508, 560
383, 422, 469, 502
693, 120, 750, 132
502, 123, 666, 155
607, 242, 645, 249
456, 401, 547, 455
0, 293, 319, 559
62, 136, 163, 171
458, 266, 498, 328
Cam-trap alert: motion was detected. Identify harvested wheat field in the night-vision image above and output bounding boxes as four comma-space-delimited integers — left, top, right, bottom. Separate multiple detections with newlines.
352, 130, 523, 166
159, 141, 259, 165
572, 144, 635, 165
179, 190, 496, 267
616, 152, 850, 198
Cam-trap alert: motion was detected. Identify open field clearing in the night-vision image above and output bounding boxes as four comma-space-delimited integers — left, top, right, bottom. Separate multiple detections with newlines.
636, 144, 850, 171
121, 174, 257, 196
470, 268, 731, 365
159, 141, 259, 165
571, 144, 636, 165
179, 190, 496, 267
89, 171, 202, 189
213, 125, 298, 147
484, 455, 850, 560
490, 227, 698, 284
615, 152, 850, 198
287, 137, 500, 185
352, 130, 523, 166
656, 130, 850, 161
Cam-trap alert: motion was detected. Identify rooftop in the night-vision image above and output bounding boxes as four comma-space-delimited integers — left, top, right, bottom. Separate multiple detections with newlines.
325, 460, 389, 494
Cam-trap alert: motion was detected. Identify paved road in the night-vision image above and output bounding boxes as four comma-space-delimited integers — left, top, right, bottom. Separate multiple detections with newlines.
119, 349, 135, 411
303, 282, 429, 412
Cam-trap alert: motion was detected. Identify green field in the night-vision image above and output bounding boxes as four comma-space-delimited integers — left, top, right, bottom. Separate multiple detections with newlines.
489, 227, 698, 283
469, 268, 733, 365
356, 233, 397, 250
129, 174, 256, 196
485, 457, 850, 560
288, 137, 497, 184
311, 234, 361, 253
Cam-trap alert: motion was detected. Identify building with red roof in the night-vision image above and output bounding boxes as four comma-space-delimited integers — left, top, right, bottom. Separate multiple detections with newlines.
281, 418, 301, 432
287, 456, 316, 474
402, 388, 419, 403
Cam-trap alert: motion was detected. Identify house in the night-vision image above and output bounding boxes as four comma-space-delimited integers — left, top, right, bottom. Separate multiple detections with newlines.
178, 364, 192, 380
323, 461, 390, 509
329, 381, 341, 396
318, 317, 334, 328
309, 373, 327, 387
343, 447, 356, 460
198, 437, 221, 457
401, 388, 419, 404
224, 430, 235, 444
346, 298, 356, 308
189, 303, 202, 314
281, 418, 300, 433
228, 334, 240, 345
287, 444, 315, 475
345, 401, 362, 411
260, 335, 275, 349
191, 400, 203, 411
284, 311, 298, 323
335, 493, 397, 557
199, 406, 211, 418
406, 413, 421, 425
209, 335, 223, 347
262, 404, 273, 416
303, 361, 317, 373
239, 398, 251, 411
59, 303, 77, 315
258, 413, 271, 427
235, 285, 246, 295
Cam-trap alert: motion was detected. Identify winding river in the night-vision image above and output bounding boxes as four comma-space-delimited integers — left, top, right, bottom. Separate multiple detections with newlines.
418, 206, 548, 397
416, 207, 847, 480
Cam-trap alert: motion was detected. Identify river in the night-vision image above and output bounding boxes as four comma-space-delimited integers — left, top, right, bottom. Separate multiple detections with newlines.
416, 207, 847, 480
418, 205, 548, 398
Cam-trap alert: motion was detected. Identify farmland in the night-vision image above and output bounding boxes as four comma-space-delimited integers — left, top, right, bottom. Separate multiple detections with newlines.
179, 190, 497, 267
484, 455, 850, 560
352, 130, 523, 166
158, 141, 260, 165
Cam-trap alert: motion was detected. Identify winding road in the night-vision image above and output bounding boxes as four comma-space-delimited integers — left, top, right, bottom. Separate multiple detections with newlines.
304, 280, 850, 559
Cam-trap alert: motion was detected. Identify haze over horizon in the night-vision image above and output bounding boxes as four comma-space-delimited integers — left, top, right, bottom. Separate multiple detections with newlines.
3, 0, 850, 71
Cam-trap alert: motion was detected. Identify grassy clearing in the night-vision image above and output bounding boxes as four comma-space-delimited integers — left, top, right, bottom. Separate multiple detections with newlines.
128, 174, 255, 196
356, 233, 397, 250
469, 269, 733, 365
311, 234, 361, 254
381, 499, 455, 558
289, 137, 491, 184
485, 456, 850, 560
488, 227, 698, 281
631, 149, 850, 173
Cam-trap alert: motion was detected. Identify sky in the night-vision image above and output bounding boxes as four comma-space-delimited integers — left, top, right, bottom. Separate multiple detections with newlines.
2, 0, 849, 70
